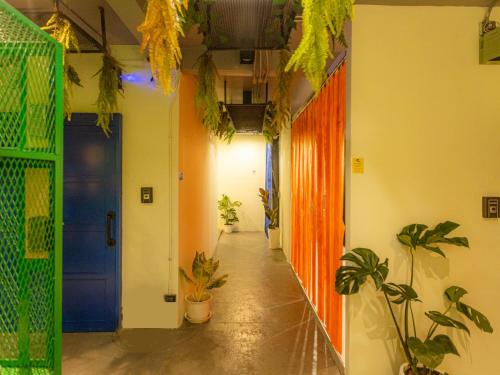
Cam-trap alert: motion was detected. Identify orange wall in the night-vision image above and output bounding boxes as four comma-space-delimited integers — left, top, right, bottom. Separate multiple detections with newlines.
178, 74, 219, 312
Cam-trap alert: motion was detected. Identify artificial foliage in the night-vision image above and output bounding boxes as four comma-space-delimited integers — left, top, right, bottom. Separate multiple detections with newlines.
336, 222, 493, 375
263, 49, 292, 142
259, 188, 279, 229
195, 52, 236, 142
138, 0, 187, 94
42, 13, 82, 119
94, 53, 123, 136
286, 0, 353, 92
179, 251, 228, 302
217, 194, 242, 226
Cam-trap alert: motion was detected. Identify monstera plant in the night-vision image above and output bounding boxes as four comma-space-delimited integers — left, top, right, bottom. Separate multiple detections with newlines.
335, 222, 493, 375
217, 194, 242, 233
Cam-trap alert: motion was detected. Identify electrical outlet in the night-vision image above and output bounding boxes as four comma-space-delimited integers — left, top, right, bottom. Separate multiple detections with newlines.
164, 294, 176, 303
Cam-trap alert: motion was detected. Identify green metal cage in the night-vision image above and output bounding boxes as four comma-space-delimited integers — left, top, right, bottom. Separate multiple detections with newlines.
0, 1, 63, 374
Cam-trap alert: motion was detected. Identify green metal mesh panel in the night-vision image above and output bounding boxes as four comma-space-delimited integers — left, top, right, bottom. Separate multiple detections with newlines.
0, 1, 62, 374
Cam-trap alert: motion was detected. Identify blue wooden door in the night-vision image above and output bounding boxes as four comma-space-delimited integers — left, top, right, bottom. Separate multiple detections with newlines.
63, 113, 121, 332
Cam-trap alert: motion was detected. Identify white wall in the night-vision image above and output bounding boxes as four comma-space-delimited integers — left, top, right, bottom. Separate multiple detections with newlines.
68, 46, 180, 328
216, 134, 267, 232
279, 126, 292, 260
347, 6, 500, 375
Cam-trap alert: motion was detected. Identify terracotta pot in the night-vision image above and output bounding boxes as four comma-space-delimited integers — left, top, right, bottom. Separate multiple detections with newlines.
399, 363, 444, 375
184, 294, 212, 323
268, 228, 281, 249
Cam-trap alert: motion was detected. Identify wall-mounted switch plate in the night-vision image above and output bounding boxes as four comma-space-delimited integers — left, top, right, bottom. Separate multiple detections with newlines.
482, 197, 500, 218
141, 187, 153, 204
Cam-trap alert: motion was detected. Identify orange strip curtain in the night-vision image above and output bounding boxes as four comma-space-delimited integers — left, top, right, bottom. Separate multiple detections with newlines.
291, 63, 346, 354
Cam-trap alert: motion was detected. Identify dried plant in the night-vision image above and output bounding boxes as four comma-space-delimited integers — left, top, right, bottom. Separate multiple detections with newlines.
94, 54, 123, 136
42, 13, 82, 119
138, 0, 187, 94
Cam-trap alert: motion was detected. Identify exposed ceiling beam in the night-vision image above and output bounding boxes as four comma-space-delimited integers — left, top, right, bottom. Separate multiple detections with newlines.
105, 0, 143, 43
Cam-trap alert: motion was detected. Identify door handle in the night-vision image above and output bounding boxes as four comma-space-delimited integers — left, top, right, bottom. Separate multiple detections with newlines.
106, 211, 116, 247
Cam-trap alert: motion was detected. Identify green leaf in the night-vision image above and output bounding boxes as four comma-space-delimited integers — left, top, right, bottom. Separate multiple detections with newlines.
192, 252, 204, 279
445, 286, 468, 303
382, 283, 421, 305
422, 245, 446, 258
425, 311, 470, 335
335, 248, 389, 295
419, 221, 469, 250
207, 274, 228, 289
179, 268, 193, 285
456, 302, 493, 333
396, 234, 413, 248
407, 337, 445, 370
432, 334, 460, 356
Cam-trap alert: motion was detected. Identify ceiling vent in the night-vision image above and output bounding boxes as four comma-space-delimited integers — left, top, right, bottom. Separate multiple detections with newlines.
226, 104, 267, 134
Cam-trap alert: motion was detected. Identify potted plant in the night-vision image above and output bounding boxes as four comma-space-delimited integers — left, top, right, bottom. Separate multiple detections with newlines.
217, 194, 242, 233
258, 188, 280, 249
335, 221, 493, 375
179, 251, 228, 323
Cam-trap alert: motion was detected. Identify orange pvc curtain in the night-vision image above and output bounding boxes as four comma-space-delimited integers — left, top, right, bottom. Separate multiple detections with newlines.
291, 63, 346, 354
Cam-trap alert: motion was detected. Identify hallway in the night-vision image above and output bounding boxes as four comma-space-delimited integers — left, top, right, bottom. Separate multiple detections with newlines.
62, 232, 342, 375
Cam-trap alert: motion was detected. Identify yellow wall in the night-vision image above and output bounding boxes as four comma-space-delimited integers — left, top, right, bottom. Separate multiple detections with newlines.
68, 47, 180, 328
178, 74, 219, 322
216, 135, 267, 232
347, 6, 500, 374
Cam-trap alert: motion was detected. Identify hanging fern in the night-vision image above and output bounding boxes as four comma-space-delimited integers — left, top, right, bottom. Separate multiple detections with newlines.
94, 54, 123, 136
195, 52, 235, 142
138, 0, 187, 94
42, 13, 82, 119
286, 0, 353, 92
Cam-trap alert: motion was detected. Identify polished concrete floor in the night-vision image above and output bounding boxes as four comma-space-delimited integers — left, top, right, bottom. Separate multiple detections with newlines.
63, 232, 342, 375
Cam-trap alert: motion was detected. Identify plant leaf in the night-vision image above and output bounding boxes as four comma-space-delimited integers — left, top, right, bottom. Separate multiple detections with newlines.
425, 311, 470, 335
407, 337, 445, 370
382, 283, 421, 305
456, 302, 493, 333
179, 267, 193, 284
422, 245, 446, 258
444, 286, 468, 303
335, 248, 389, 295
206, 274, 228, 289
432, 334, 460, 356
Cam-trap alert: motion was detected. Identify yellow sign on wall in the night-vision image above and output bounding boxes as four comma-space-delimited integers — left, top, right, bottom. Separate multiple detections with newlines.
352, 157, 364, 174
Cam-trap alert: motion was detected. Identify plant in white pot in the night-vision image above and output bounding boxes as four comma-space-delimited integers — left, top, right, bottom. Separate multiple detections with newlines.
259, 188, 280, 249
335, 221, 493, 375
217, 194, 242, 233
179, 252, 228, 323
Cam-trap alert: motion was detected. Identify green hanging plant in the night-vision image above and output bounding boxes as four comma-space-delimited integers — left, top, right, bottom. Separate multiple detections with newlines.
263, 102, 278, 143
42, 12, 82, 120
195, 52, 236, 143
94, 53, 123, 136
286, 0, 353, 92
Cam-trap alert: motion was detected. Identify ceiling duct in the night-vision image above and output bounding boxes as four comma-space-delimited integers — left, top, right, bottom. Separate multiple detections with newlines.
226, 104, 267, 134
225, 81, 268, 134
200, 0, 298, 50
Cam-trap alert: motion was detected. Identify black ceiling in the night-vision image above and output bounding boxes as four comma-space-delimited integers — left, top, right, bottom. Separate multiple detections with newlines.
196, 0, 298, 50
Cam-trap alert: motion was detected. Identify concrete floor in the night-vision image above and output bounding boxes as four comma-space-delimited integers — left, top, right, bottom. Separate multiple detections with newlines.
63, 232, 342, 375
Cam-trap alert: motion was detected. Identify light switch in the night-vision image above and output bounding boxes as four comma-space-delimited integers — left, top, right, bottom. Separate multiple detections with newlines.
141, 187, 153, 204
482, 197, 499, 218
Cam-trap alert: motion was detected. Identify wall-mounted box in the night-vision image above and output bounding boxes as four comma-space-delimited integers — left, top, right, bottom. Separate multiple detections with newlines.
480, 27, 500, 65
482, 197, 500, 218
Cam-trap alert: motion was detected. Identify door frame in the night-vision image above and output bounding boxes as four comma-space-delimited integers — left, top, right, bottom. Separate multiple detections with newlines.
63, 113, 122, 331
